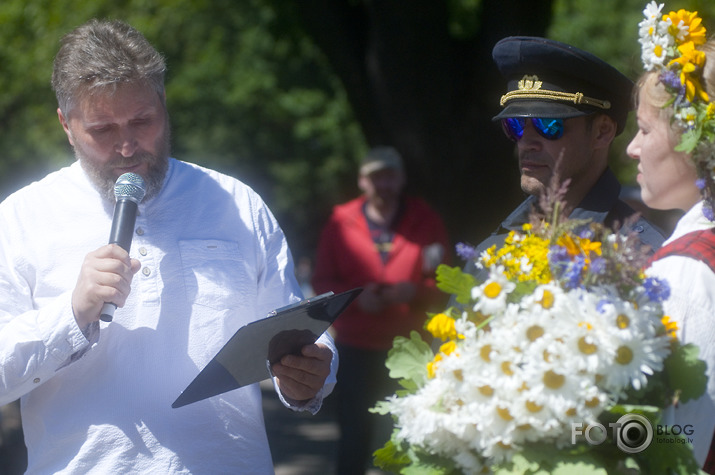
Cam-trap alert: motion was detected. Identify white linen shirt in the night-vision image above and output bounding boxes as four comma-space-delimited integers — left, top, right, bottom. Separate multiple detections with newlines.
0, 159, 337, 474
648, 201, 715, 465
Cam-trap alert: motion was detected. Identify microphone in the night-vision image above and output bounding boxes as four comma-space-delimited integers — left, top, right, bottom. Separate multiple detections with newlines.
99, 172, 147, 322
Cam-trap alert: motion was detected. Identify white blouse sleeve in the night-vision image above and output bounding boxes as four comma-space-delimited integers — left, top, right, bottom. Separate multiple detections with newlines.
648, 256, 715, 465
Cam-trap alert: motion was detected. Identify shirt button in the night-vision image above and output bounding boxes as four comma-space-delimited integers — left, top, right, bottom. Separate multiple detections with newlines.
142, 267, 151, 276
33, 378, 41, 384
136, 227, 145, 236
139, 247, 148, 256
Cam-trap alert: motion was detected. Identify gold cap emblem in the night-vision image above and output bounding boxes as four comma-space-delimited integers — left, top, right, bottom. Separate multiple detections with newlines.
500, 74, 611, 110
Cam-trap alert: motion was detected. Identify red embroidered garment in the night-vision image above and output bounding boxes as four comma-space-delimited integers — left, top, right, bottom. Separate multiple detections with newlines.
647, 228, 715, 272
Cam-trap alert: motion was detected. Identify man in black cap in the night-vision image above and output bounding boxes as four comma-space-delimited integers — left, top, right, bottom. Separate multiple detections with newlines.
469, 36, 664, 270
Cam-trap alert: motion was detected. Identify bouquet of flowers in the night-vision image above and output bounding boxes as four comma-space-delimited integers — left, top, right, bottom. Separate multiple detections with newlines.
372, 184, 708, 475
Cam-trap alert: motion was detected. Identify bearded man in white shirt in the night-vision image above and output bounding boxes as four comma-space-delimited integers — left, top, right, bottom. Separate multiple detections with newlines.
0, 19, 337, 473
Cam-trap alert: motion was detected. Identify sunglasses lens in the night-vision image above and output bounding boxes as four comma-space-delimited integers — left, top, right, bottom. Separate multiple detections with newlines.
501, 118, 525, 142
532, 118, 564, 140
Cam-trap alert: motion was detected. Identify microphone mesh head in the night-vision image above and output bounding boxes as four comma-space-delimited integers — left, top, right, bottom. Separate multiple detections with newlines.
114, 173, 147, 204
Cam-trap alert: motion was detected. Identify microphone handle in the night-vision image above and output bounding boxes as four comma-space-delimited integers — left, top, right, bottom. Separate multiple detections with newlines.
108, 199, 139, 252
100, 199, 139, 322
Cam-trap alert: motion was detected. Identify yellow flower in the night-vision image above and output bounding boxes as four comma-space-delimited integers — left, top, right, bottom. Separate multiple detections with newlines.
557, 234, 579, 256
427, 341, 458, 379
707, 102, 715, 120
669, 41, 710, 103
427, 353, 443, 379
581, 239, 602, 257
439, 340, 457, 356
427, 313, 457, 341
662, 315, 679, 340
558, 234, 602, 257
666, 9, 707, 46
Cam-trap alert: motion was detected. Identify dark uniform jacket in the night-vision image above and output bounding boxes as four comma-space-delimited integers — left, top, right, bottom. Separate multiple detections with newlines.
464, 169, 666, 282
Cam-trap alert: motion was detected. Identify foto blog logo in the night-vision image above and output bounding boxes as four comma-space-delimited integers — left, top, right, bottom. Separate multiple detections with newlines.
571, 414, 654, 454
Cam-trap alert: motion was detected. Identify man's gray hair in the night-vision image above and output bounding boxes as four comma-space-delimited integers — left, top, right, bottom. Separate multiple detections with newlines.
51, 19, 166, 115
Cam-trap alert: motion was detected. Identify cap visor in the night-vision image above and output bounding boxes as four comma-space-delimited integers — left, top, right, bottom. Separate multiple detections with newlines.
492, 100, 591, 121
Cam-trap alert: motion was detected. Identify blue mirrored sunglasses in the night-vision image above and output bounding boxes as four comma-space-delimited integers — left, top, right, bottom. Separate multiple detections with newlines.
501, 117, 565, 142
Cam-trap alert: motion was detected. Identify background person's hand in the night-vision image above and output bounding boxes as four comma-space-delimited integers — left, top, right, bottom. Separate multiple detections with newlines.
356, 282, 386, 313
380, 281, 417, 305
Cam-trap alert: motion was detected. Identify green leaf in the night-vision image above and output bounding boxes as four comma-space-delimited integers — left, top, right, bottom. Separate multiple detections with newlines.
606, 404, 662, 421
385, 331, 434, 388
402, 464, 451, 475
638, 433, 702, 475
435, 264, 476, 304
373, 439, 412, 473
508, 280, 538, 303
551, 461, 609, 475
493, 446, 611, 475
665, 343, 708, 403
492, 452, 542, 474
674, 128, 701, 153
370, 400, 394, 416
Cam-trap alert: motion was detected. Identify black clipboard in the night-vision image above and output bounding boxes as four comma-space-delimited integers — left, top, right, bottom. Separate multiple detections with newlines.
172, 287, 362, 408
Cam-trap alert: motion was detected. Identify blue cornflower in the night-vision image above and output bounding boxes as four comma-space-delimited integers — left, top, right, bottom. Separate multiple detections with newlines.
562, 255, 586, 290
455, 242, 478, 261
660, 70, 684, 92
643, 277, 671, 303
548, 245, 570, 278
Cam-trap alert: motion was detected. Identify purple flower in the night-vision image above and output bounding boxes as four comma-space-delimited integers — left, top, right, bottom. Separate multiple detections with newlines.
643, 277, 671, 303
703, 203, 715, 222
590, 257, 606, 275
548, 245, 570, 277
455, 242, 478, 261
660, 70, 685, 95
548, 245, 569, 264
579, 228, 594, 240
562, 255, 586, 290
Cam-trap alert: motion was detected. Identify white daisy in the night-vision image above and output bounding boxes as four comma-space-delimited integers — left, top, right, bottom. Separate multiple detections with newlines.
642, 1, 664, 23
471, 265, 516, 315
601, 333, 671, 392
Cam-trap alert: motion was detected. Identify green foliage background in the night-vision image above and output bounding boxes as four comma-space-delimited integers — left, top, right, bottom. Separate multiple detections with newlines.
0, 0, 366, 258
548, 0, 715, 186
2, 0, 715, 257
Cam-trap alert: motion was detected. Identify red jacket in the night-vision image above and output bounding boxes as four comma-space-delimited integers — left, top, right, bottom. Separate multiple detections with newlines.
312, 195, 450, 350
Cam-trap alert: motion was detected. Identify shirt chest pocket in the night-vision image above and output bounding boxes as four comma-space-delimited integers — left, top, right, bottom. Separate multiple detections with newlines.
179, 239, 250, 310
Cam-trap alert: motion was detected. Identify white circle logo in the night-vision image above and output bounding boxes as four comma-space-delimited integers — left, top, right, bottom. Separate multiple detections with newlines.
615, 414, 653, 453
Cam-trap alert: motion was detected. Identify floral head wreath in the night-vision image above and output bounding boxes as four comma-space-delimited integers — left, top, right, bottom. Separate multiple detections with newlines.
638, 1, 715, 220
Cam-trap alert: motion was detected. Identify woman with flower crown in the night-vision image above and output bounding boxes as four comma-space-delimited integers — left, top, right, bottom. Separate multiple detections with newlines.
627, 2, 715, 470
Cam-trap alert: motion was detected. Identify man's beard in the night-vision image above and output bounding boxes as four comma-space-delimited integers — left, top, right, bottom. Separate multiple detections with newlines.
77, 127, 171, 204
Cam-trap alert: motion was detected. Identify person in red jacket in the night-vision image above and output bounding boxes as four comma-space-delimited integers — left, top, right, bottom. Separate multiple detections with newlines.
312, 146, 449, 474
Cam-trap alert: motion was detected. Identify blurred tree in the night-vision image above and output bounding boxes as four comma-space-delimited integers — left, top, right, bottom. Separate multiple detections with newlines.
0, 0, 365, 259
0, 0, 554, 260
276, 0, 555, 249
3, 0, 714, 259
